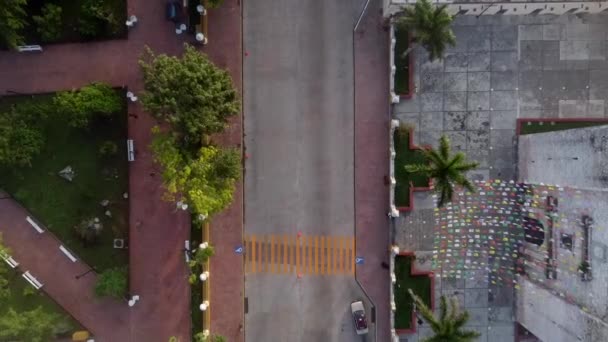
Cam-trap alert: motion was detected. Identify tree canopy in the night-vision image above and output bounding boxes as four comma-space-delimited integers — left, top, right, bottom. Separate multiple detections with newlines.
0, 307, 59, 342
0, 103, 47, 167
139, 44, 239, 147
95, 267, 128, 298
0, 0, 27, 49
53, 82, 122, 127
151, 131, 240, 218
395, 0, 455, 61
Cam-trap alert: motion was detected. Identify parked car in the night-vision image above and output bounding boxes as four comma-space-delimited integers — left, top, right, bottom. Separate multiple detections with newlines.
166, 1, 183, 23
351, 301, 369, 335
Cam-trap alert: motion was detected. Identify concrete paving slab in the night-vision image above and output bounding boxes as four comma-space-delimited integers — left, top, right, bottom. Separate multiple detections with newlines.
518, 70, 542, 91
488, 307, 514, 324
519, 25, 543, 41
492, 25, 518, 51
465, 308, 489, 327
491, 90, 518, 110
444, 52, 468, 72
467, 130, 490, 150
441, 277, 465, 291
444, 131, 467, 151
492, 71, 518, 91
543, 24, 566, 41
488, 286, 514, 307
491, 110, 518, 129
588, 40, 606, 60
566, 23, 589, 41
420, 93, 443, 112
420, 112, 443, 131
468, 52, 491, 72
444, 111, 467, 131
490, 129, 516, 148
468, 91, 490, 111
444, 91, 467, 111
487, 325, 515, 342
519, 89, 543, 110
465, 269, 490, 289
419, 130, 443, 149
490, 147, 515, 171
395, 96, 421, 113
444, 72, 468, 92
468, 72, 491, 92
448, 26, 470, 53
466, 149, 490, 168
465, 288, 489, 308
396, 112, 420, 128
491, 52, 518, 71
420, 73, 444, 93
560, 40, 590, 60
468, 26, 492, 52
465, 111, 490, 131
468, 168, 490, 181
519, 41, 543, 71
490, 166, 515, 180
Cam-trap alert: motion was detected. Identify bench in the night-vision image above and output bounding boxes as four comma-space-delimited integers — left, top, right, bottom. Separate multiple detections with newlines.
127, 139, 135, 162
22, 271, 43, 289
1, 253, 19, 268
26, 216, 45, 234
59, 245, 77, 262
196, 0, 209, 45
17, 45, 43, 52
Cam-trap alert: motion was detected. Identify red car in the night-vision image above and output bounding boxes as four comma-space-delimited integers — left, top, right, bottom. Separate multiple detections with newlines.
351, 301, 369, 335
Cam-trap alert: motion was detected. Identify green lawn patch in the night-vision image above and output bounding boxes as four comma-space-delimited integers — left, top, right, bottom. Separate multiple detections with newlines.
394, 27, 410, 95
520, 120, 608, 135
394, 255, 431, 330
16, 0, 127, 47
394, 128, 429, 208
0, 272, 82, 338
0, 92, 129, 272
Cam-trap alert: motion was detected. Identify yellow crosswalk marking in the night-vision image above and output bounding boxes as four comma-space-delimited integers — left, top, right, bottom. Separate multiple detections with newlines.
350, 237, 355, 274
251, 234, 257, 273
245, 234, 355, 277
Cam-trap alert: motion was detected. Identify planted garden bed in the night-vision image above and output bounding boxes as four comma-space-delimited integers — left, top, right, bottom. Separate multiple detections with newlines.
394, 127, 429, 208
519, 120, 608, 135
394, 27, 410, 96
394, 255, 432, 330
0, 89, 129, 271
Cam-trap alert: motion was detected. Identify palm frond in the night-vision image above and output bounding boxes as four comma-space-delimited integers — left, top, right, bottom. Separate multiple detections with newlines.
438, 135, 451, 160
405, 163, 434, 175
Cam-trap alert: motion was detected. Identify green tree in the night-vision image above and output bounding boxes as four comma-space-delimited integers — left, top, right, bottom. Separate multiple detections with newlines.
0, 0, 27, 49
32, 3, 63, 43
0, 307, 59, 342
53, 82, 122, 127
0, 104, 46, 167
0, 234, 10, 300
405, 135, 478, 207
95, 267, 127, 298
192, 245, 214, 266
151, 131, 240, 218
395, 0, 455, 61
78, 0, 120, 38
140, 44, 239, 148
409, 289, 480, 342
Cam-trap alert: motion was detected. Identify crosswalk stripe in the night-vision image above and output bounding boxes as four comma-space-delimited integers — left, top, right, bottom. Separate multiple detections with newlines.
245, 234, 354, 276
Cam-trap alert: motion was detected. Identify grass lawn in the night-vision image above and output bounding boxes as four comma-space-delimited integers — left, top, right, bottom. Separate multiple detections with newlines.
0, 270, 81, 339
394, 255, 432, 330
15, 0, 127, 47
520, 120, 608, 135
394, 27, 410, 95
0, 93, 129, 272
394, 129, 429, 208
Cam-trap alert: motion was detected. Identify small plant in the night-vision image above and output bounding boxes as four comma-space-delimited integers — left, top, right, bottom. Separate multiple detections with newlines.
579, 260, 592, 281
95, 267, 127, 298
74, 217, 103, 244
207, 0, 224, 8
22, 285, 36, 297
32, 4, 63, 43
193, 245, 215, 265
99, 141, 118, 156
188, 274, 197, 284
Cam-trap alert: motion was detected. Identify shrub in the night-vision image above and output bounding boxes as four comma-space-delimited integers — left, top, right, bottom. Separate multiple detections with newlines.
78, 0, 120, 38
53, 83, 122, 127
0, 0, 27, 49
0, 106, 46, 167
95, 267, 127, 298
74, 217, 103, 244
193, 245, 214, 265
207, 0, 224, 8
99, 141, 118, 156
32, 4, 63, 43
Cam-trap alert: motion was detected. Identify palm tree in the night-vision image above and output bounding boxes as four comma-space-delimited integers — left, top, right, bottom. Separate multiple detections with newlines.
409, 289, 481, 342
405, 135, 478, 207
395, 0, 456, 61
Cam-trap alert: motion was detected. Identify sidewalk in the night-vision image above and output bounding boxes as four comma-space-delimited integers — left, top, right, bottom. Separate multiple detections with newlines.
354, 1, 391, 341
0, 0, 243, 340
0, 197, 129, 341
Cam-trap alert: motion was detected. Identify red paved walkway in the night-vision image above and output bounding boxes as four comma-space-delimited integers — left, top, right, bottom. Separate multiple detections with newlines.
354, 1, 391, 341
0, 0, 244, 341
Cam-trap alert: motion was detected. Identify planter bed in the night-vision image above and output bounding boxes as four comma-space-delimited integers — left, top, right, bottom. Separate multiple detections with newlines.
394, 128, 430, 209
394, 254, 432, 331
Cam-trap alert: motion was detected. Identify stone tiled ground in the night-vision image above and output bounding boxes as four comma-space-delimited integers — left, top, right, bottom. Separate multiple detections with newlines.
394, 13, 608, 342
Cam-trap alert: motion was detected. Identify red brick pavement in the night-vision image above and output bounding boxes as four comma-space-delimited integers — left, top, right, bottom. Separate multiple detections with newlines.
0, 0, 244, 341
354, 1, 391, 341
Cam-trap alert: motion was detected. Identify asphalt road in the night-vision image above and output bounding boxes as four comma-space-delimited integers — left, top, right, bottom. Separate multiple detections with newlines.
243, 0, 372, 341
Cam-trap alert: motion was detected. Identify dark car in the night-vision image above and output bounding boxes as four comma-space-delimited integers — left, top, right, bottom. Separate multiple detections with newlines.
351, 301, 369, 335
166, 1, 183, 23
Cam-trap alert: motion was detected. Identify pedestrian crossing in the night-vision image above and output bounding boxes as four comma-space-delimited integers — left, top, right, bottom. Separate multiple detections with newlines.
244, 234, 355, 276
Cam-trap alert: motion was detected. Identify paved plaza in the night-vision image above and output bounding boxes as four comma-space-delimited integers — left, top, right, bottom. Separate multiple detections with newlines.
394, 13, 608, 342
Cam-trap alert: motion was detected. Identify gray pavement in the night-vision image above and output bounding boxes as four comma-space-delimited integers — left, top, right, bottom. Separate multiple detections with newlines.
394, 13, 608, 342
243, 0, 370, 341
